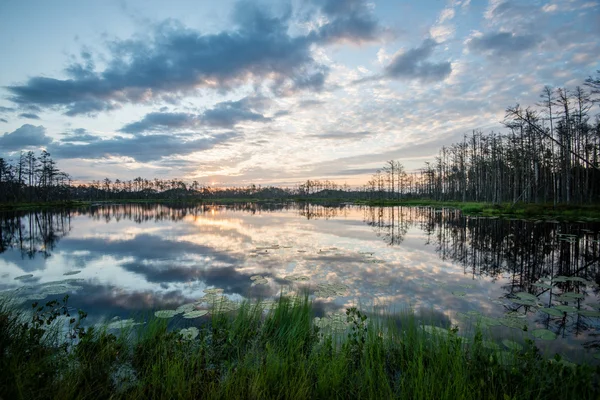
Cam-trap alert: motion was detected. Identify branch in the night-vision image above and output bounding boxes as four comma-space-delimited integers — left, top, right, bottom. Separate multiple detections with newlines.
505, 105, 600, 172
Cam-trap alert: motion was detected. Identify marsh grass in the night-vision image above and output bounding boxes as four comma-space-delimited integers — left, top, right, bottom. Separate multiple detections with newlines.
1, 295, 598, 399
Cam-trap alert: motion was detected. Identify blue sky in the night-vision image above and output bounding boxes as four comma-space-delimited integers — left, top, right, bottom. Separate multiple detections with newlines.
0, 0, 598, 186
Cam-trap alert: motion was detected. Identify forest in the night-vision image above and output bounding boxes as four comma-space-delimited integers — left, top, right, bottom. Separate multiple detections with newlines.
1, 73, 599, 205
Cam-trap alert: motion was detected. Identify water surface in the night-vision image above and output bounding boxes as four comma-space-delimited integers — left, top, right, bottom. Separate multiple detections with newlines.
1, 203, 599, 362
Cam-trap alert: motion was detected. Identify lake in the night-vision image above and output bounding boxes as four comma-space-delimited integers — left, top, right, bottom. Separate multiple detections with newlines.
1, 203, 599, 363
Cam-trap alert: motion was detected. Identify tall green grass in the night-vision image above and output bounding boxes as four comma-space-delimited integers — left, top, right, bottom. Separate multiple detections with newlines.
1, 296, 598, 399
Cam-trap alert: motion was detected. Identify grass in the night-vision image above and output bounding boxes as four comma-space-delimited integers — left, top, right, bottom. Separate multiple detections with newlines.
358, 199, 600, 220
1, 295, 598, 400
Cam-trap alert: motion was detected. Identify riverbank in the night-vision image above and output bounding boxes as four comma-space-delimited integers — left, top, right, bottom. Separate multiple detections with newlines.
2, 198, 600, 220
357, 200, 600, 220
1, 296, 598, 400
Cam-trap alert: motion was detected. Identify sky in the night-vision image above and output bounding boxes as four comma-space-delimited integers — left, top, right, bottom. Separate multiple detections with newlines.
0, 0, 599, 187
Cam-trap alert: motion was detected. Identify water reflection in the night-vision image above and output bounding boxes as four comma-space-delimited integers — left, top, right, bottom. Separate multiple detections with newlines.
1, 203, 599, 361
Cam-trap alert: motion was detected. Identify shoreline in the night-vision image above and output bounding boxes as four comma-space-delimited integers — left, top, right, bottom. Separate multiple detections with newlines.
1, 198, 600, 221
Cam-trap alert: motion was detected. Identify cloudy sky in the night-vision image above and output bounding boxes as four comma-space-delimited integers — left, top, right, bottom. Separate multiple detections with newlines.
0, 0, 598, 186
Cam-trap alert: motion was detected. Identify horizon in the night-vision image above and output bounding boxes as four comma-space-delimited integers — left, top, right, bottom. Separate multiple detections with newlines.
1, 0, 599, 186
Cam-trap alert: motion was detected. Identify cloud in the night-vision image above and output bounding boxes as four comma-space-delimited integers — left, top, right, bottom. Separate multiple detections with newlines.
468, 31, 539, 58
0, 124, 52, 151
201, 97, 272, 127
6, 1, 386, 116
310, 130, 371, 140
60, 128, 102, 143
49, 131, 238, 162
0, 119, 7, 123
488, 1, 536, 21
384, 39, 452, 82
120, 96, 272, 133
310, 0, 383, 44
120, 112, 199, 134
19, 113, 40, 120
0, 106, 16, 113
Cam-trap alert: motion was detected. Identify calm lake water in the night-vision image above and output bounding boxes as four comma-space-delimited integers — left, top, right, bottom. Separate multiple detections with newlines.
1, 203, 600, 362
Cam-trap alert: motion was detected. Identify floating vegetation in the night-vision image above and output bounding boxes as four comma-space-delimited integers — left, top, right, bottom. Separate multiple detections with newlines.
204, 288, 224, 295
482, 341, 500, 350
62, 270, 81, 276
259, 300, 277, 310
578, 310, 600, 318
314, 283, 348, 298
105, 318, 141, 330
175, 303, 198, 314
461, 284, 475, 289
183, 310, 208, 319
314, 313, 348, 332
283, 274, 310, 282
560, 292, 584, 300
499, 317, 527, 330
154, 310, 178, 318
565, 276, 591, 284
422, 325, 450, 337
502, 339, 523, 352
533, 282, 553, 289
14, 274, 34, 281
511, 298, 538, 307
515, 292, 537, 302
553, 276, 569, 283
179, 327, 199, 340
251, 276, 269, 286
452, 291, 466, 297
532, 329, 556, 340
554, 305, 577, 313
539, 308, 564, 317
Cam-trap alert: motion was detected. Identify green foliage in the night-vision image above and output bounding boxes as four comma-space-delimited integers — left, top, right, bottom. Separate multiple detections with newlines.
1, 297, 599, 399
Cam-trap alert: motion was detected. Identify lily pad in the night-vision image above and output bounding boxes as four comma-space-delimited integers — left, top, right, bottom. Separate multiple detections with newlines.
283, 274, 309, 281
183, 310, 208, 319
179, 327, 199, 340
560, 292, 584, 300
502, 339, 523, 352
578, 310, 600, 318
500, 318, 527, 330
532, 329, 556, 340
511, 298, 538, 307
105, 319, 141, 330
482, 341, 500, 350
554, 305, 577, 313
539, 308, 564, 317
479, 316, 501, 327
565, 276, 589, 284
452, 291, 467, 297
422, 325, 449, 336
515, 292, 537, 301
250, 275, 264, 281
533, 283, 553, 289
251, 278, 269, 286
175, 303, 197, 314
154, 310, 178, 318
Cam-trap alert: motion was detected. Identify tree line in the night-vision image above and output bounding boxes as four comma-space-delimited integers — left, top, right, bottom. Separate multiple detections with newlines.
1, 73, 599, 205
363, 72, 600, 204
